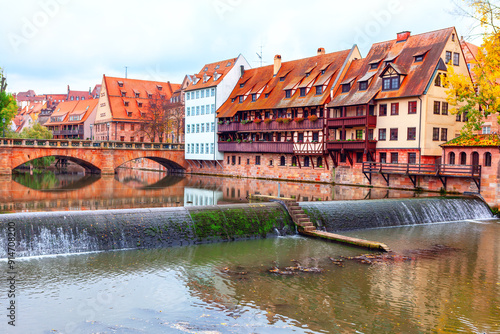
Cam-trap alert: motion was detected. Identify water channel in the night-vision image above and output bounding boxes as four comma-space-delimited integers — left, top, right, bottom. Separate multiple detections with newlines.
0, 169, 498, 333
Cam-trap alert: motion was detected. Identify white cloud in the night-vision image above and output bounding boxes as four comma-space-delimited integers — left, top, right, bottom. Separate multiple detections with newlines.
0, 0, 482, 94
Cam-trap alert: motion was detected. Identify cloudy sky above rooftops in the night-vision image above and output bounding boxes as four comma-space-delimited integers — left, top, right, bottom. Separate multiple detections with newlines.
0, 0, 483, 94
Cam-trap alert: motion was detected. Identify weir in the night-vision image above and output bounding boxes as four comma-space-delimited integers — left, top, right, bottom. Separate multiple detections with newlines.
0, 196, 493, 258
0, 203, 293, 258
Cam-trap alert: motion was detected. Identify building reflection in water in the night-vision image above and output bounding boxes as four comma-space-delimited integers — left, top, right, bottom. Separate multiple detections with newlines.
1, 168, 435, 213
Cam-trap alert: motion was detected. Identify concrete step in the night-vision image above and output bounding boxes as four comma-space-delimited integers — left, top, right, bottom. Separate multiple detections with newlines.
297, 218, 311, 223
294, 214, 308, 219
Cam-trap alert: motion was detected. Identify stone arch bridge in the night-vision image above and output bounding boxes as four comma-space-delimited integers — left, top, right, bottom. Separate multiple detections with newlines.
0, 138, 188, 175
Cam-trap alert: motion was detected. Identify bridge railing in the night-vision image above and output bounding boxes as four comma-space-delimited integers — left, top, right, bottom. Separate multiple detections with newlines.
0, 138, 185, 151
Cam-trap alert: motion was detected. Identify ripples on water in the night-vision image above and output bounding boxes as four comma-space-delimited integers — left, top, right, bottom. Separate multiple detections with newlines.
2, 220, 498, 334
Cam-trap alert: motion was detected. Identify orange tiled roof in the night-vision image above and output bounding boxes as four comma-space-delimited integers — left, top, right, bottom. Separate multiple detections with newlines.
104, 76, 178, 122
330, 27, 456, 107
217, 50, 351, 118
185, 57, 238, 91
441, 134, 500, 147
44, 100, 79, 125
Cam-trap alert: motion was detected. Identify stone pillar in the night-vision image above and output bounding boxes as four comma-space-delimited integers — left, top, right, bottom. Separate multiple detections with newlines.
100, 149, 115, 174
0, 147, 12, 175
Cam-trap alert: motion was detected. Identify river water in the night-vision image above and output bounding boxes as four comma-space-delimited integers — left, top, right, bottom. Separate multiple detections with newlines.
0, 170, 498, 333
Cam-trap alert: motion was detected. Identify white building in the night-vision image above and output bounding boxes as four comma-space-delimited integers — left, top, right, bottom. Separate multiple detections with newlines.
184, 55, 250, 165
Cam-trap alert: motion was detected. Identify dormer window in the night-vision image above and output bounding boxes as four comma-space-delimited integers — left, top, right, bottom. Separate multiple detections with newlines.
127, 111, 132, 117
240, 83, 245, 88
148, 94, 152, 98
280, 76, 286, 82
239, 96, 244, 103
382, 76, 400, 91
215, 65, 220, 70
231, 98, 235, 102
252, 94, 257, 102
135, 92, 140, 98
118, 81, 124, 87
121, 91, 126, 97
141, 112, 146, 118
204, 67, 208, 72
265, 93, 269, 98
299, 88, 307, 96
124, 101, 129, 107
342, 84, 351, 93
138, 102, 143, 108
370, 63, 379, 70
414, 55, 424, 62
305, 73, 310, 77
285, 90, 292, 98
315, 86, 323, 95
157, 85, 163, 91
226, 62, 232, 67
359, 81, 368, 91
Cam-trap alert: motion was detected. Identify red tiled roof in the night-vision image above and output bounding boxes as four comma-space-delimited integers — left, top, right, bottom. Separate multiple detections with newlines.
104, 75, 178, 121
185, 57, 238, 91
330, 27, 456, 107
217, 50, 351, 118
44, 101, 79, 125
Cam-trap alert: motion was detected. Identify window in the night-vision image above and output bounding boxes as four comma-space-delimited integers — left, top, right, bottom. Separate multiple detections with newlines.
391, 152, 398, 164
453, 52, 460, 66
200, 90, 204, 98
407, 127, 416, 141
408, 153, 416, 164
382, 76, 400, 90
120, 136, 125, 142
435, 74, 442, 87
121, 91, 126, 97
118, 81, 123, 87
359, 81, 368, 91
390, 128, 398, 141
201, 124, 204, 133
313, 132, 319, 142
304, 157, 310, 167
255, 156, 261, 165
196, 124, 199, 133
206, 122, 209, 132
300, 88, 306, 96
196, 91, 200, 99
370, 62, 379, 70
441, 128, 448, 141
211, 143, 214, 154
432, 128, 440, 141
391, 103, 399, 115
269, 159, 273, 166
187, 125, 190, 134
340, 154, 347, 163
291, 156, 298, 166
186, 93, 190, 100
356, 105, 365, 116
130, 137, 134, 142
124, 101, 129, 107
414, 55, 424, 62
456, 113, 462, 122
280, 156, 286, 166
460, 152, 467, 165
231, 155, 236, 165
317, 157, 323, 167
120, 123, 125, 130
408, 101, 417, 114
485, 152, 492, 167
379, 129, 386, 141
483, 126, 491, 134
356, 152, 363, 163
379, 104, 387, 116
356, 130, 363, 140
446, 51, 452, 64
434, 101, 441, 115
187, 107, 190, 116
298, 133, 304, 142
211, 105, 215, 113
380, 152, 387, 163
442, 102, 448, 115
285, 90, 291, 98
342, 84, 350, 93
196, 106, 200, 115
201, 105, 205, 115
316, 86, 323, 95
368, 129, 374, 140
449, 152, 455, 164
131, 124, 135, 131
211, 122, 215, 132
252, 94, 257, 102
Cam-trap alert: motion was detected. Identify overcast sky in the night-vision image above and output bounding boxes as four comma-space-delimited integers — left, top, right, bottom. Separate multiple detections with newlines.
0, 0, 483, 94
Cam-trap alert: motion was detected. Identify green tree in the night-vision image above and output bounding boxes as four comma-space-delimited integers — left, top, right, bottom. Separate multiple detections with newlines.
0, 69, 18, 137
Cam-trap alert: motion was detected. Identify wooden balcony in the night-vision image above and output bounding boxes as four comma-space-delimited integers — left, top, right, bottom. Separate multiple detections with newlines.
218, 141, 294, 153
52, 129, 84, 136
218, 119, 324, 133
327, 115, 377, 128
326, 140, 377, 151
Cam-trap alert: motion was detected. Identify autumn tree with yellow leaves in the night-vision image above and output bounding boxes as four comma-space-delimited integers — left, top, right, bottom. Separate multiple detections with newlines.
446, 0, 500, 134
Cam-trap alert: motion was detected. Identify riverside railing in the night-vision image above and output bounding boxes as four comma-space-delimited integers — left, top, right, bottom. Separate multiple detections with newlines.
0, 138, 185, 150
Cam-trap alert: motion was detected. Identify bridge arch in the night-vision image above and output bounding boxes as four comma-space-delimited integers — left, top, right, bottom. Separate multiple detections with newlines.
12, 153, 101, 174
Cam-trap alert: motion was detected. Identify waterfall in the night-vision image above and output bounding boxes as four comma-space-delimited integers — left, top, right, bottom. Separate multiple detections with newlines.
300, 196, 493, 232
0, 203, 293, 258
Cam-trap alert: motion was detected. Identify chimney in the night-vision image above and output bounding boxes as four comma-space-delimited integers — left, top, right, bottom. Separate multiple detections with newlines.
397, 31, 411, 42
274, 55, 282, 76
240, 65, 245, 77
317, 47, 325, 56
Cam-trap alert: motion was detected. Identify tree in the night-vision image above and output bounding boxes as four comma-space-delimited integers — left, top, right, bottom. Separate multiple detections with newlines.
135, 93, 172, 142
168, 101, 185, 143
0, 68, 18, 137
20, 123, 53, 139
446, 1, 500, 134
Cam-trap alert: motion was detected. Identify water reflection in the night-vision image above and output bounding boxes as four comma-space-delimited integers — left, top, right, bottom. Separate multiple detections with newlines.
0, 169, 437, 213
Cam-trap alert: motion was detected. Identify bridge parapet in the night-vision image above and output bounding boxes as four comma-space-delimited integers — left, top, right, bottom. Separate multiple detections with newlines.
1, 138, 184, 151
